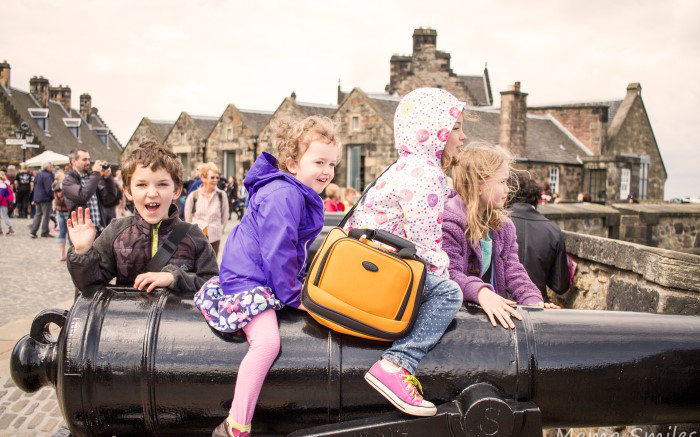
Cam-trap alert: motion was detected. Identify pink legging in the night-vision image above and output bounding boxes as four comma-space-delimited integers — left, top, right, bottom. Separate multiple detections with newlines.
229, 309, 281, 426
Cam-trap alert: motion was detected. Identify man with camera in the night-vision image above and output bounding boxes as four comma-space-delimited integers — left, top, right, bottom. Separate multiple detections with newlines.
63, 148, 118, 238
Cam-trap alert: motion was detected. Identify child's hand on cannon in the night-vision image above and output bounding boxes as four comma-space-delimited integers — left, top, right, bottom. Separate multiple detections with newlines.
477, 287, 523, 329
67, 207, 96, 254
529, 301, 561, 309
134, 272, 175, 293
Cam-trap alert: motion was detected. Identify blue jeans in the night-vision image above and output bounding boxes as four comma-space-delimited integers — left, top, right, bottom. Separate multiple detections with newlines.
57, 211, 69, 243
383, 274, 462, 375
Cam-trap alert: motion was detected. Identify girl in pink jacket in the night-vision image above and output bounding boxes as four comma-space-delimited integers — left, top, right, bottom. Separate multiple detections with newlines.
344, 88, 466, 417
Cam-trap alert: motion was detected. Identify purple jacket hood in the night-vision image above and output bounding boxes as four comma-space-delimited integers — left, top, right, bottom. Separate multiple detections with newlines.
220, 153, 324, 308
442, 191, 543, 305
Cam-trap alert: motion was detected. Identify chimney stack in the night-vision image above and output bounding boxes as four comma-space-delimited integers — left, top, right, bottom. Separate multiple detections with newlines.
412, 27, 437, 53
290, 91, 297, 101
49, 85, 72, 112
499, 81, 528, 158
29, 76, 50, 108
80, 93, 92, 122
0, 61, 10, 88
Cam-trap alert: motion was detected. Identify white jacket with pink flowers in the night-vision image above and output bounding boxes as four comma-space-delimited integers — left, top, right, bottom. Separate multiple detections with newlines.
344, 88, 465, 278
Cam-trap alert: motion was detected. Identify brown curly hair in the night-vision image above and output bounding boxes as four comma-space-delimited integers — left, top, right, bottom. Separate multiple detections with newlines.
272, 116, 341, 172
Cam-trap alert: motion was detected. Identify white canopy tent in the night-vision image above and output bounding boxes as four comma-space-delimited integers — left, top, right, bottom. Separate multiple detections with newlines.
23, 150, 70, 168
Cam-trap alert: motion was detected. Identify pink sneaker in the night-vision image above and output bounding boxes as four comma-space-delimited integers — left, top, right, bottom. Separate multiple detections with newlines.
364, 360, 437, 416
212, 418, 250, 437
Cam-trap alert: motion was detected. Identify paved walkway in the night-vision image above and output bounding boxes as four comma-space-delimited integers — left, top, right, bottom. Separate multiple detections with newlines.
0, 215, 237, 437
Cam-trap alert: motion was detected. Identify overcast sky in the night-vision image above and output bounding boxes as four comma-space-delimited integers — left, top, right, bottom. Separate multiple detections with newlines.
5, 0, 699, 199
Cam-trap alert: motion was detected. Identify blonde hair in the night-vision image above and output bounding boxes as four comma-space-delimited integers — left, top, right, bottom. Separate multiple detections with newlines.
273, 116, 341, 173
0, 171, 6, 181
325, 183, 340, 199
199, 162, 220, 179
452, 144, 516, 246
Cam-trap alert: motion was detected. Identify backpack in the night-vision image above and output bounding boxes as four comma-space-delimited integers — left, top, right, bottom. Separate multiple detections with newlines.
0, 181, 10, 199
190, 189, 226, 220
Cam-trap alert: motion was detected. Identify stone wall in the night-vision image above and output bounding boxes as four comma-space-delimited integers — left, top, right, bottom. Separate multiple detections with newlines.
546, 231, 700, 436
614, 203, 700, 253
206, 105, 257, 182
0, 92, 23, 165
538, 203, 620, 238
333, 90, 396, 189
517, 163, 583, 203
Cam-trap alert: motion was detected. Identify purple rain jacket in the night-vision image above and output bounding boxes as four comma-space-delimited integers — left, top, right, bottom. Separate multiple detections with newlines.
442, 191, 543, 305
219, 152, 324, 308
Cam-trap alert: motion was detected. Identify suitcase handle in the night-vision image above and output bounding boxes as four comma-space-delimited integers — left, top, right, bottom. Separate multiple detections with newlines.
348, 228, 417, 259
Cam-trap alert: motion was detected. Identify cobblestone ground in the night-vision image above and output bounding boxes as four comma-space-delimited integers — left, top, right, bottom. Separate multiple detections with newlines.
0, 218, 75, 326
0, 215, 238, 437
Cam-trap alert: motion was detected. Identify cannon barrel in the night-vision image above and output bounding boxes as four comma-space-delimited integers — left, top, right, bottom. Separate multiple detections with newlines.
11, 287, 700, 437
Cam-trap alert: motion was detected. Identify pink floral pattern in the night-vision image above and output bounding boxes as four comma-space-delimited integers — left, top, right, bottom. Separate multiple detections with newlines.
343, 88, 466, 278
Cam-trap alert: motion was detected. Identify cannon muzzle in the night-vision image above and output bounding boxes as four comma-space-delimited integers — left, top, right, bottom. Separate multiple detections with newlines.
11, 287, 700, 437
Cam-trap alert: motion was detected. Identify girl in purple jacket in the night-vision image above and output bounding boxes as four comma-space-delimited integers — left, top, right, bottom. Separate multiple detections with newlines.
442, 145, 560, 330
194, 116, 340, 437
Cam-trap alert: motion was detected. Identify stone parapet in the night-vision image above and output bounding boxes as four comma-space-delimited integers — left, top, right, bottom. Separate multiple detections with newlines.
539, 203, 620, 238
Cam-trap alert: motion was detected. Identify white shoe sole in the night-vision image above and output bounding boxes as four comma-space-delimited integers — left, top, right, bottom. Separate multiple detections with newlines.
364, 372, 437, 417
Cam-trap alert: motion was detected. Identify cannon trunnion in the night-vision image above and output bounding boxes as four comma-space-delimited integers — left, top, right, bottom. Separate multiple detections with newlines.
11, 287, 700, 437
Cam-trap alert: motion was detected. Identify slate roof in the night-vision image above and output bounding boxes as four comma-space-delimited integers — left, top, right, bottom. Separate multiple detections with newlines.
0, 84, 122, 164
458, 75, 492, 106
529, 100, 623, 124
148, 119, 175, 141
191, 115, 219, 137
366, 93, 401, 127
295, 101, 337, 118
464, 107, 591, 165
239, 109, 273, 135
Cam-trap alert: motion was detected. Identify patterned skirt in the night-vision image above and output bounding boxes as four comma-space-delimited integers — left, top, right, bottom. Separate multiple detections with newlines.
194, 276, 283, 333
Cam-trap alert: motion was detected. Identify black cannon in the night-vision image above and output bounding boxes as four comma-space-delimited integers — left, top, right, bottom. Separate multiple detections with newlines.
11, 286, 700, 437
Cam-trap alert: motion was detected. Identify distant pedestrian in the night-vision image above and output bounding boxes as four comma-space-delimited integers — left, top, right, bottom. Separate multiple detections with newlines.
6, 165, 16, 217
0, 171, 15, 235
322, 183, 344, 212
185, 163, 228, 255
29, 162, 54, 238
53, 172, 70, 260
342, 186, 357, 210
13, 163, 33, 218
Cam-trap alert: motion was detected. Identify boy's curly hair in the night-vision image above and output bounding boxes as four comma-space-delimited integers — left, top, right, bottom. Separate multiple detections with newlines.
121, 141, 183, 192
273, 116, 341, 172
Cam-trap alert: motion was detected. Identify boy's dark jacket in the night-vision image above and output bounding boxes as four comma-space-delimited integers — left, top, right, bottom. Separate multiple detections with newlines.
67, 204, 219, 293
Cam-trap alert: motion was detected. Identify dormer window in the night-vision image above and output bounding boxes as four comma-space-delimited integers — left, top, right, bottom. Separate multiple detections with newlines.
63, 118, 82, 138
28, 108, 49, 132
93, 127, 110, 145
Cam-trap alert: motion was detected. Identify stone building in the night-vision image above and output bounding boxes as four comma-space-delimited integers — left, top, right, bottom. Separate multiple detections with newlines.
529, 83, 666, 203
0, 61, 121, 166
123, 117, 174, 157
257, 92, 337, 157
385, 27, 492, 107
205, 104, 271, 181
162, 112, 218, 178
332, 87, 399, 190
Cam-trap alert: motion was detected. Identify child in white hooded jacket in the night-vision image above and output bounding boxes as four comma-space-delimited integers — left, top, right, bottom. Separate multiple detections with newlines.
344, 87, 466, 417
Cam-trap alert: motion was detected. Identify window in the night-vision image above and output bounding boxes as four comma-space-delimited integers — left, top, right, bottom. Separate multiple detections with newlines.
639, 158, 650, 200
549, 167, 560, 194
181, 132, 187, 144
177, 153, 188, 174
93, 127, 109, 145
28, 108, 49, 132
588, 169, 607, 203
224, 151, 236, 180
63, 118, 81, 139
227, 127, 233, 141
351, 116, 360, 132
347, 145, 365, 192
619, 168, 631, 200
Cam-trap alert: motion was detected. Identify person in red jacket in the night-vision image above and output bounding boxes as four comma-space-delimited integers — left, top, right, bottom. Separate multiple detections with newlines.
322, 183, 345, 212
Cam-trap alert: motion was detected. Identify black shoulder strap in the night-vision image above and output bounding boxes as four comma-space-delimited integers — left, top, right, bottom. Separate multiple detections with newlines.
339, 161, 397, 227
146, 222, 191, 272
